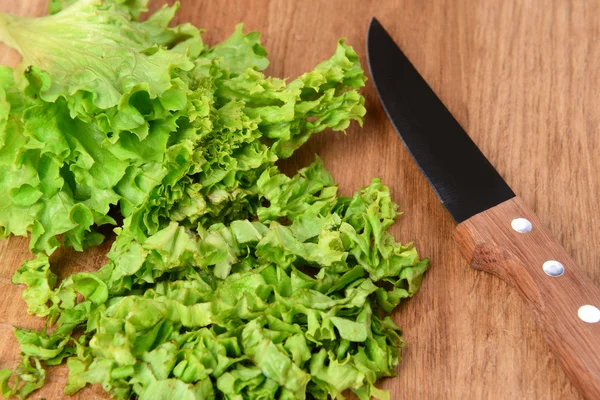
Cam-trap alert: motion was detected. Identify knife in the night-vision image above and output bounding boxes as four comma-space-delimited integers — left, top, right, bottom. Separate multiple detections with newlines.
367, 18, 600, 399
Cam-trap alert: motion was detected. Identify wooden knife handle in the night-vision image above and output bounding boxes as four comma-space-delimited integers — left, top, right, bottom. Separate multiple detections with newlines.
454, 196, 600, 399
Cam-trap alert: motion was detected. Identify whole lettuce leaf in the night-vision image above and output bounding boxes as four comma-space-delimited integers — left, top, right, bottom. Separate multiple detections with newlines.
0, 1, 428, 399
0, 0, 365, 253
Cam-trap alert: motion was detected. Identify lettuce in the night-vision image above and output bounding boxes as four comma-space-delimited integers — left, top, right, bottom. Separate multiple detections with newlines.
0, 1, 428, 399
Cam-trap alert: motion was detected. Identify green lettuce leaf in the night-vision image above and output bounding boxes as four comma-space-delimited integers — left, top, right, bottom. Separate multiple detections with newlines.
0, 0, 194, 124
0, 1, 428, 399
0, 356, 45, 400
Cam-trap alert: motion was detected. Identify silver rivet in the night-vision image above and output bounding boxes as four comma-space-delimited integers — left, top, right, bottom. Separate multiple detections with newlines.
578, 305, 600, 323
542, 260, 564, 277
511, 218, 533, 233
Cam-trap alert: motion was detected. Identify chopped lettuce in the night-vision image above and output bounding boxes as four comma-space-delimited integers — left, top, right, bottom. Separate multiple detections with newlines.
0, 1, 428, 399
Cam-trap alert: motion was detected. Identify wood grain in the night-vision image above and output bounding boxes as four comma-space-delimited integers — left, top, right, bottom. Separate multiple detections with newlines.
1, 0, 599, 399
454, 196, 600, 399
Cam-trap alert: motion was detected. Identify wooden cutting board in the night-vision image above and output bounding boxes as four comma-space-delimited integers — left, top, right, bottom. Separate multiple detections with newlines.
1, 0, 599, 399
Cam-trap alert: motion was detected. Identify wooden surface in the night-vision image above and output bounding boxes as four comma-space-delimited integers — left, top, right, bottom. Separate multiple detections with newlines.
1, 0, 599, 399
454, 196, 600, 399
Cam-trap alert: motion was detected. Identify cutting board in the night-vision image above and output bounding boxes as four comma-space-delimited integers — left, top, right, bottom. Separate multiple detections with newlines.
1, 0, 599, 399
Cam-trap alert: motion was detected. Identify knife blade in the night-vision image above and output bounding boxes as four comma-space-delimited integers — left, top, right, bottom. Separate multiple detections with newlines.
367, 17, 600, 399
366, 18, 514, 223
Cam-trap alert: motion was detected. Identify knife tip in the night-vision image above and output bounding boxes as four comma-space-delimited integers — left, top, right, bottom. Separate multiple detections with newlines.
369, 17, 381, 28
367, 18, 384, 63
367, 17, 385, 46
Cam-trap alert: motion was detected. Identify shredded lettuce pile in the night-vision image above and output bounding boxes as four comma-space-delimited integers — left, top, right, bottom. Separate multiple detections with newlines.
0, 1, 429, 399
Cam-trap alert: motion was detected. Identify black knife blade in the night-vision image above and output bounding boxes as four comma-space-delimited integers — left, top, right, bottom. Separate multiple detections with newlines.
366, 17, 514, 223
